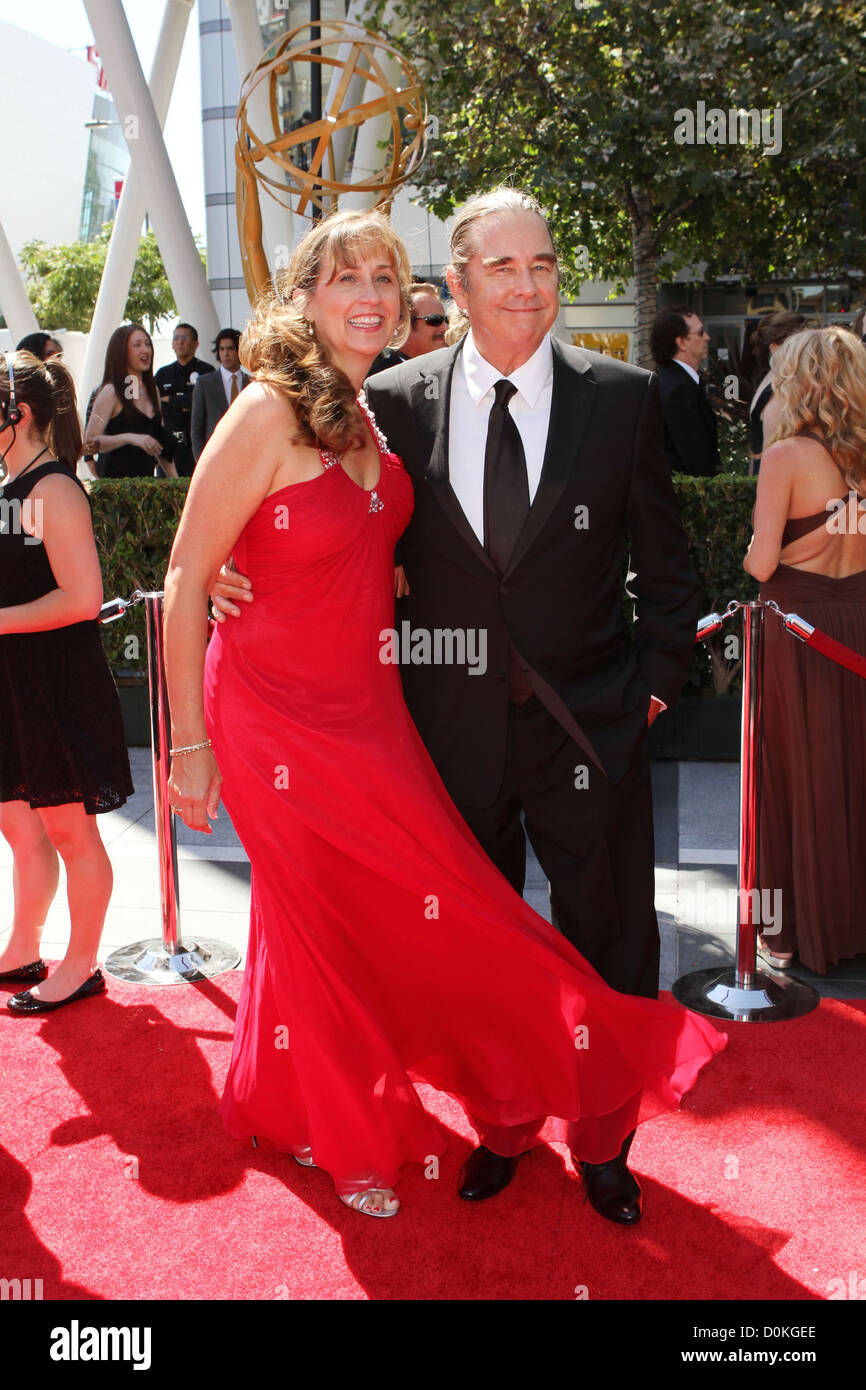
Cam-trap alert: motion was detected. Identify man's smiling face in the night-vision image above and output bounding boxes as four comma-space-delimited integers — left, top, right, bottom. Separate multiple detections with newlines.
447, 210, 560, 373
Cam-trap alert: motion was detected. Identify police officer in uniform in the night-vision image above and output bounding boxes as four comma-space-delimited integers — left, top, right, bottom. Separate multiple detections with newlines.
154, 323, 215, 477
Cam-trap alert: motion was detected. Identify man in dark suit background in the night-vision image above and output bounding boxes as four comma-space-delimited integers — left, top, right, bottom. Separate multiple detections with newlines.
190, 328, 251, 463
364, 189, 701, 1221
651, 305, 721, 476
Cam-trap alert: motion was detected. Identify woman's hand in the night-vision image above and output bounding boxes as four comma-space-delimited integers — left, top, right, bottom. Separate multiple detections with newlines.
210, 563, 253, 621
133, 433, 163, 457
158, 456, 179, 479
167, 747, 222, 834
395, 565, 410, 598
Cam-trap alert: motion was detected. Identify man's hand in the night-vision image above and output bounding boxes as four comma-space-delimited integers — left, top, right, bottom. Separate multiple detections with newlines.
210, 563, 254, 621
395, 565, 410, 598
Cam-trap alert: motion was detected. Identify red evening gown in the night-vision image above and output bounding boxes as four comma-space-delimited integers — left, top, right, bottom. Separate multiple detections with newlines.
203, 402, 726, 1197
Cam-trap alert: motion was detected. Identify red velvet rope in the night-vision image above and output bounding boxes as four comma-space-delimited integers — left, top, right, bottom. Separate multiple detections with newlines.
802, 626, 866, 680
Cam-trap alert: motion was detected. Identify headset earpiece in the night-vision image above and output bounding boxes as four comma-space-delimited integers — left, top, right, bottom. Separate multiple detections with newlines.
3, 351, 23, 426
0, 350, 22, 430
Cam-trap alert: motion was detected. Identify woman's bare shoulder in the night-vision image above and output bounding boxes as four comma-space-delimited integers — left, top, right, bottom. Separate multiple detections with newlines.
231, 379, 296, 424
760, 435, 804, 470
90, 382, 120, 417
27, 468, 91, 518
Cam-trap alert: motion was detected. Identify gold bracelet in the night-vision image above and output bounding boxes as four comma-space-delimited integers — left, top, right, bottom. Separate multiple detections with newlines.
170, 739, 212, 757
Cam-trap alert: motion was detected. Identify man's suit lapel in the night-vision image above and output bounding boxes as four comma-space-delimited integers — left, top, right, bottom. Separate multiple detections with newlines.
413, 343, 498, 576
503, 339, 596, 577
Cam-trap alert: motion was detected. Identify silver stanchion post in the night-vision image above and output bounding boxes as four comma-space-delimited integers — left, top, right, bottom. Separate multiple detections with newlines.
105, 592, 240, 985
673, 602, 819, 1021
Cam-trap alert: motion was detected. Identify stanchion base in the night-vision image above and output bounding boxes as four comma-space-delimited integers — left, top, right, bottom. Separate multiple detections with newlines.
104, 936, 241, 986
672, 966, 820, 1022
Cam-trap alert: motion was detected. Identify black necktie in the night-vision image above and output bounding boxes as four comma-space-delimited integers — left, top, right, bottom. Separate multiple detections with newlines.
483, 379, 530, 573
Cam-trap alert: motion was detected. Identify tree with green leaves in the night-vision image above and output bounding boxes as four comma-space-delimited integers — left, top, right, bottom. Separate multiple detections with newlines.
371, 0, 866, 367
18, 227, 206, 335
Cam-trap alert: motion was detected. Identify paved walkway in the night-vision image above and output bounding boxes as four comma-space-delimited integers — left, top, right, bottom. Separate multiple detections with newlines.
2, 753, 863, 999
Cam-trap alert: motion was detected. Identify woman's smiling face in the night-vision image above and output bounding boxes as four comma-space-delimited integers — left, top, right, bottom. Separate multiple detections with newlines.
304, 249, 402, 377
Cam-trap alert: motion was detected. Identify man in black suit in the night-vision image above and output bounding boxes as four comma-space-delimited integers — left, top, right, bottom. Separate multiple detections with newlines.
651, 305, 721, 476
190, 328, 251, 463
363, 190, 700, 1222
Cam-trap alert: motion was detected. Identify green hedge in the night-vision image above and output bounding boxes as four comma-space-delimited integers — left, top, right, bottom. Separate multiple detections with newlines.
674, 473, 758, 692
89, 473, 758, 694
89, 478, 190, 676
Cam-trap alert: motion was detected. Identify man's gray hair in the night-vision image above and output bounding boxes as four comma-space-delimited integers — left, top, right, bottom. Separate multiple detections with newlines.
448, 187, 556, 290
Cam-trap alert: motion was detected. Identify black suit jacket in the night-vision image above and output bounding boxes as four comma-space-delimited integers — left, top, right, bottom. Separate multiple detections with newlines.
656, 360, 721, 477
365, 338, 700, 804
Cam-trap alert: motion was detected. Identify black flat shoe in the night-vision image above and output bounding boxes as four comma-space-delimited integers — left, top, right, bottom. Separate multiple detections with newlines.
458, 1144, 529, 1201
7, 969, 105, 1015
0, 959, 47, 984
571, 1133, 643, 1225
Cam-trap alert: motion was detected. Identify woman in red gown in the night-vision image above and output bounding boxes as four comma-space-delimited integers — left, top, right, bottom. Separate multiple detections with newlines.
164, 210, 725, 1219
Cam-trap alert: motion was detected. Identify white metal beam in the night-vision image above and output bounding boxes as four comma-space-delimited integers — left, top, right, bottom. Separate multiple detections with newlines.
227, 0, 291, 274
0, 217, 40, 343
82, 0, 219, 388
79, 0, 195, 421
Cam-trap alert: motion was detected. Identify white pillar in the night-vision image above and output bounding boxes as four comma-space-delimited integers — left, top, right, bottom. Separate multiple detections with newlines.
83, 0, 220, 374
79, 0, 195, 424
0, 218, 39, 343
341, 3, 402, 213
198, 0, 244, 326
322, 0, 372, 200
227, 0, 291, 273
340, 51, 403, 212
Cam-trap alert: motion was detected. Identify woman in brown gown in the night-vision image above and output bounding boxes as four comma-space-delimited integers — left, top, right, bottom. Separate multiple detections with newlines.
744, 326, 866, 975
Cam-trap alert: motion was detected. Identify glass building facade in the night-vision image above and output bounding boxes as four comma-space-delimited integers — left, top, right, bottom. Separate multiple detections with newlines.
79, 90, 129, 243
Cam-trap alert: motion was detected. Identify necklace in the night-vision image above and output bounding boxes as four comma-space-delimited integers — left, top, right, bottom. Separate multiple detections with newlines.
0, 446, 50, 489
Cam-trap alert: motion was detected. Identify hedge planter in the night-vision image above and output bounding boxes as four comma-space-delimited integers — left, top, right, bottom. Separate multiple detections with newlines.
115, 677, 150, 747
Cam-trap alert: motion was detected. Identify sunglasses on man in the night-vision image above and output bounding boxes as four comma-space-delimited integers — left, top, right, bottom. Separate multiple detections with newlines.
412, 314, 447, 327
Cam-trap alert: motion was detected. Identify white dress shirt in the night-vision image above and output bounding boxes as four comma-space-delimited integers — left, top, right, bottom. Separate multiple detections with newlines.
220, 364, 243, 404
672, 357, 700, 385
447, 329, 553, 544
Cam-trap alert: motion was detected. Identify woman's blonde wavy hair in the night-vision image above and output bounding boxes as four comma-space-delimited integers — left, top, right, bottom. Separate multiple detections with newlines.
240, 209, 413, 454
769, 326, 866, 490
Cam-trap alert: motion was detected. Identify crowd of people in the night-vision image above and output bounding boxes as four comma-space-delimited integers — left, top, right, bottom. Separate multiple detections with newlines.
1, 187, 864, 1229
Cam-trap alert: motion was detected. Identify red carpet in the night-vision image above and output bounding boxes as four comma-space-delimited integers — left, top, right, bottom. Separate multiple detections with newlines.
1, 969, 863, 1301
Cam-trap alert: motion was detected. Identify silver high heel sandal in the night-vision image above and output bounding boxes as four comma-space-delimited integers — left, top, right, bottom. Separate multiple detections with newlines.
339, 1187, 400, 1218
757, 938, 793, 971
251, 1136, 319, 1168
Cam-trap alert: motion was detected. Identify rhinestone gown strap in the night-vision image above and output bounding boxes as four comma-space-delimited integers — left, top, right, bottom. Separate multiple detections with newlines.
316, 394, 389, 512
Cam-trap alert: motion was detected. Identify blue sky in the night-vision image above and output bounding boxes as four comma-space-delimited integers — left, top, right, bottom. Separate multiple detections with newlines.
0, 0, 205, 238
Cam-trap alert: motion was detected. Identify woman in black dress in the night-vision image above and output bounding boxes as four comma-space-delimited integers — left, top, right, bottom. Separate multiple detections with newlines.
85, 323, 177, 479
0, 351, 133, 1013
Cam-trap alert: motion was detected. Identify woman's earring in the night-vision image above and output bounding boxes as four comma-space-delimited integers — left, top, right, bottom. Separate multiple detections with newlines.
307, 320, 315, 338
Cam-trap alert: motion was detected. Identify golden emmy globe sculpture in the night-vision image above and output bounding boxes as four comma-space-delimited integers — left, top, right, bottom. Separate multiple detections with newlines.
236, 21, 428, 302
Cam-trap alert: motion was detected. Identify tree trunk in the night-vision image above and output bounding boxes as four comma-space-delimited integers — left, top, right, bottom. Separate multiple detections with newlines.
631, 214, 658, 371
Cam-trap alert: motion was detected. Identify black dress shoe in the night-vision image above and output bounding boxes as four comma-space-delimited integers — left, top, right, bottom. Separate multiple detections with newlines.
572, 1131, 643, 1225
0, 959, 48, 984
458, 1144, 529, 1201
7, 969, 106, 1015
